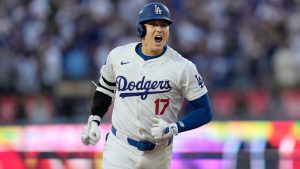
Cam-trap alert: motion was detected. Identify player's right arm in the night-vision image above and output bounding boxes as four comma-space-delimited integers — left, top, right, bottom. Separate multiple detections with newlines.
82, 50, 117, 146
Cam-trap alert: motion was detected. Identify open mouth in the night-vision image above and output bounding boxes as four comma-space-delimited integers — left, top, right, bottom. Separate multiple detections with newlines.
154, 35, 163, 44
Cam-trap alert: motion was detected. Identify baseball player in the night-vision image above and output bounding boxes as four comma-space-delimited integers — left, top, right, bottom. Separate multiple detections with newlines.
82, 2, 212, 169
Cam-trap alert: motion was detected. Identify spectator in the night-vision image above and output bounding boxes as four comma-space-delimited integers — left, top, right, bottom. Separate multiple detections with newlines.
0, 0, 299, 123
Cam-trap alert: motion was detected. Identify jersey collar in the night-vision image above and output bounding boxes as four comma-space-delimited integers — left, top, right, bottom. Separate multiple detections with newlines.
135, 43, 167, 61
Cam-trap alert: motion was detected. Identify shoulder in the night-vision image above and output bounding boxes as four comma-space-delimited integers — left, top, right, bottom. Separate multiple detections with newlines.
105, 42, 139, 65
166, 45, 195, 67
109, 42, 139, 56
105, 42, 139, 64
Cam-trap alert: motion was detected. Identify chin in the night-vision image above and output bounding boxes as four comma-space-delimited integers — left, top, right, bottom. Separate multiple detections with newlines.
154, 43, 164, 49
153, 46, 163, 52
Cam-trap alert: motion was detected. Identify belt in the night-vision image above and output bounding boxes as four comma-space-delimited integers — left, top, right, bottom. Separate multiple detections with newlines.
111, 126, 172, 151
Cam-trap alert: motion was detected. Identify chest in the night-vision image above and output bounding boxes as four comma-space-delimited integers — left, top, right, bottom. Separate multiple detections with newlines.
113, 58, 180, 85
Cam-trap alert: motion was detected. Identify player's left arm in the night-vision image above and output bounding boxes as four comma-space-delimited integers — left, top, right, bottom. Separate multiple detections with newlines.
175, 93, 212, 133
151, 60, 212, 140
151, 94, 212, 140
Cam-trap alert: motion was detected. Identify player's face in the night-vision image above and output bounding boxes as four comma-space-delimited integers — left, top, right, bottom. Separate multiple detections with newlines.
142, 20, 170, 56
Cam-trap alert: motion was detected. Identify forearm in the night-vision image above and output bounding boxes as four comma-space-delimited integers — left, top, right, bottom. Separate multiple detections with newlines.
176, 93, 212, 133
176, 107, 212, 133
91, 75, 116, 124
91, 90, 112, 125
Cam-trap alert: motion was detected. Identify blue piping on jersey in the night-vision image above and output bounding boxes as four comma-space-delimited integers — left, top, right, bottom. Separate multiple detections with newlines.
135, 43, 167, 61
176, 93, 212, 133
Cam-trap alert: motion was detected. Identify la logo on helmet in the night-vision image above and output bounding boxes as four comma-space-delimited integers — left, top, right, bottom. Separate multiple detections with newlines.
154, 5, 162, 14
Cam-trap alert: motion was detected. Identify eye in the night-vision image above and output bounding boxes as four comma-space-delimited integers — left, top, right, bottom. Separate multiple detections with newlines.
146, 21, 156, 26
160, 22, 169, 27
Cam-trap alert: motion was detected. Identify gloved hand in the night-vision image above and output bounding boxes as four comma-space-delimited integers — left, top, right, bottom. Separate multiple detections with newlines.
82, 115, 101, 146
151, 118, 178, 140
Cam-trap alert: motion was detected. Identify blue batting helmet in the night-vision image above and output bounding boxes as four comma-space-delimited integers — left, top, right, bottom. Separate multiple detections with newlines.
136, 2, 173, 38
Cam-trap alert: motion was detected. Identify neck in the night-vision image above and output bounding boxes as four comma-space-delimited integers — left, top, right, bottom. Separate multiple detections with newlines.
141, 43, 163, 56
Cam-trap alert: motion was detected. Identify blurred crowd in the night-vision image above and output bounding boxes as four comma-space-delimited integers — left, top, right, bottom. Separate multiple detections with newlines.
1, 0, 300, 124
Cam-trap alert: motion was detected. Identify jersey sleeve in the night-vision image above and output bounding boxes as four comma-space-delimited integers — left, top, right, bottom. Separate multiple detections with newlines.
96, 50, 117, 98
180, 61, 208, 101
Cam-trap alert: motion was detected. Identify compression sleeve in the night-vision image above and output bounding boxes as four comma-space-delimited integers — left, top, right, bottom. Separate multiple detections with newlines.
176, 93, 212, 133
90, 79, 115, 125
91, 90, 112, 118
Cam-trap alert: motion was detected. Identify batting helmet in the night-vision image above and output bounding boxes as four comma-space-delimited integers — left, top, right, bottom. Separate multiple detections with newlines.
136, 2, 173, 38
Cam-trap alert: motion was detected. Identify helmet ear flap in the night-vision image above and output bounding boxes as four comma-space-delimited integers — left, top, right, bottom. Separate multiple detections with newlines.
137, 23, 146, 38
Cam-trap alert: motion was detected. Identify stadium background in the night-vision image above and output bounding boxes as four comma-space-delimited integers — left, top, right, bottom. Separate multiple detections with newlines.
1, 0, 300, 168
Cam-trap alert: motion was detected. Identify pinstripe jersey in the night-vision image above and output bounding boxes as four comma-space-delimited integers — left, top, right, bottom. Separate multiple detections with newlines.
97, 42, 207, 143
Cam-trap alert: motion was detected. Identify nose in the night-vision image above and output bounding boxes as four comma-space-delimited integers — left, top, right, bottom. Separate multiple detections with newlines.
155, 25, 162, 32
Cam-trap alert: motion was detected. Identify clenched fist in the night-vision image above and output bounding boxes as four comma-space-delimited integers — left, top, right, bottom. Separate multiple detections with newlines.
82, 115, 101, 146
151, 118, 178, 140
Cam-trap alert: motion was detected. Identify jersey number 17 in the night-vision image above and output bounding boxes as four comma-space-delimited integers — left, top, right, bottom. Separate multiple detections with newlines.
154, 98, 170, 115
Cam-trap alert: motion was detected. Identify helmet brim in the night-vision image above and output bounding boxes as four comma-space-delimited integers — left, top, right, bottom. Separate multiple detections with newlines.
140, 18, 173, 25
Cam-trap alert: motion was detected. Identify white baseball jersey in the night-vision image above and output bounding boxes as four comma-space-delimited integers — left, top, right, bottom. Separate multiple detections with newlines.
97, 42, 207, 143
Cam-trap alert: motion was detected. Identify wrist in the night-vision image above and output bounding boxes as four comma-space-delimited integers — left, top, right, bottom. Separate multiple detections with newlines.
170, 123, 178, 136
92, 115, 101, 126
91, 121, 99, 127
